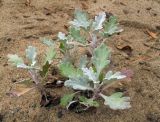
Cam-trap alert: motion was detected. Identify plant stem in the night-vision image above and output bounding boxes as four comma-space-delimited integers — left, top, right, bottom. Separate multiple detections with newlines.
29, 69, 49, 103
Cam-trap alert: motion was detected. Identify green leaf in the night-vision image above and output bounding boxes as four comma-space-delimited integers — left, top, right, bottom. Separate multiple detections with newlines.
45, 47, 56, 64
59, 61, 82, 78
40, 61, 50, 77
92, 43, 110, 76
59, 42, 66, 53
103, 16, 123, 36
69, 9, 90, 29
40, 38, 54, 46
69, 27, 86, 44
92, 12, 106, 30
79, 96, 99, 107
100, 92, 131, 110
60, 93, 75, 107
25, 46, 37, 66
7, 54, 28, 68
64, 77, 93, 91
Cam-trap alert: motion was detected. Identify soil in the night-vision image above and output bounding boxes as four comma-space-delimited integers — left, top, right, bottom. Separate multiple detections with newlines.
0, 0, 160, 122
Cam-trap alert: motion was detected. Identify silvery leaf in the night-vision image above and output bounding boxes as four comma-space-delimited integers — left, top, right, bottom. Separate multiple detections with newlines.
58, 32, 67, 40
100, 92, 131, 110
82, 67, 98, 83
92, 43, 110, 76
92, 12, 106, 30
59, 61, 82, 78
64, 77, 93, 91
40, 37, 54, 46
17, 63, 30, 69
25, 46, 37, 66
45, 47, 56, 64
69, 9, 90, 29
7, 54, 28, 69
69, 27, 86, 44
104, 71, 126, 81
104, 16, 123, 36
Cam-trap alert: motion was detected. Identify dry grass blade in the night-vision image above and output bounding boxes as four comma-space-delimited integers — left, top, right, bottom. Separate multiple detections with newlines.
146, 30, 158, 39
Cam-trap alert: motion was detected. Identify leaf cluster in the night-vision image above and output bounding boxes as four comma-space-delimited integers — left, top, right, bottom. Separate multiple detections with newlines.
7, 10, 131, 111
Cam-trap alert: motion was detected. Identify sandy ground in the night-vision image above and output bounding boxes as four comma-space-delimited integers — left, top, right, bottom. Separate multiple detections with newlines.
0, 0, 160, 122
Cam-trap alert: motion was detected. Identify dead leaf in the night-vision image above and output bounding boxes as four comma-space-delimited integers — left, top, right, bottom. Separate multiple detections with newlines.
7, 87, 35, 97
15, 78, 34, 87
146, 30, 158, 39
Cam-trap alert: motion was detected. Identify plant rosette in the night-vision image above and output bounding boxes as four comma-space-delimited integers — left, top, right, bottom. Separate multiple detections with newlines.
59, 43, 131, 112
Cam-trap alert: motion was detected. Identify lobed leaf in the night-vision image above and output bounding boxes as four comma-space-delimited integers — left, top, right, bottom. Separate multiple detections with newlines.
69, 27, 86, 44
92, 12, 106, 30
79, 96, 99, 107
25, 46, 37, 66
59, 62, 82, 78
100, 92, 131, 110
40, 38, 54, 46
104, 71, 126, 82
45, 47, 56, 64
69, 9, 90, 29
64, 77, 93, 91
92, 43, 110, 76
82, 67, 98, 83
103, 16, 123, 36
7, 54, 28, 68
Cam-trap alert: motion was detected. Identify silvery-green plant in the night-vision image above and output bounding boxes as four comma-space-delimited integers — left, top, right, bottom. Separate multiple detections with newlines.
59, 43, 131, 110
57, 9, 123, 55
7, 44, 56, 103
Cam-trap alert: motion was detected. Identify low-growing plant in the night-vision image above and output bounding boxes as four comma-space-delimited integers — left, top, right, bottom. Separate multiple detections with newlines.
56, 9, 131, 111
59, 43, 131, 111
7, 44, 57, 106
57, 9, 123, 59
7, 9, 132, 112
